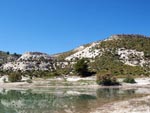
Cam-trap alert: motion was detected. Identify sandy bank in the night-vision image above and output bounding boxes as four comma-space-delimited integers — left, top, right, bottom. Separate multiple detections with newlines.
0, 77, 150, 89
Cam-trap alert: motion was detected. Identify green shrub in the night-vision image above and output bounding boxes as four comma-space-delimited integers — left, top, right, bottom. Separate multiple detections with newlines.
96, 73, 120, 86
123, 76, 136, 84
8, 72, 22, 82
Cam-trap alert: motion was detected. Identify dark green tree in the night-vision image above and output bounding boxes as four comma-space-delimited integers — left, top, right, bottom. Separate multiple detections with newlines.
6, 51, 10, 55
74, 58, 89, 77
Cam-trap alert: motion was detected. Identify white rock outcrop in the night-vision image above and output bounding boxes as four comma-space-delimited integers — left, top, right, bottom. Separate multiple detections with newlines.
65, 42, 102, 61
117, 48, 148, 66
2, 52, 56, 71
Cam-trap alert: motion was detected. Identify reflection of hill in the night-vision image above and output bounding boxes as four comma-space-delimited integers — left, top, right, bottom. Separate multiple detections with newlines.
0, 88, 142, 113
0, 89, 97, 113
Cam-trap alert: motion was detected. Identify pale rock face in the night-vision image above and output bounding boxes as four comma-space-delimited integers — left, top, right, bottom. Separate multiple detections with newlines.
3, 62, 35, 71
117, 48, 147, 66
2, 52, 56, 71
2, 52, 70, 71
65, 35, 121, 61
3, 62, 14, 70
65, 42, 102, 61
18, 52, 52, 61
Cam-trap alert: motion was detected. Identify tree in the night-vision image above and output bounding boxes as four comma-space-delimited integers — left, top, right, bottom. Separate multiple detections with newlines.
74, 58, 89, 77
6, 51, 10, 55
13, 53, 17, 56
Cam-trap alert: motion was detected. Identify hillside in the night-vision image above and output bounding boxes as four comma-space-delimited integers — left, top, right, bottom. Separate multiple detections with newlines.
61, 34, 150, 62
2, 52, 69, 72
57, 34, 150, 76
1, 34, 150, 77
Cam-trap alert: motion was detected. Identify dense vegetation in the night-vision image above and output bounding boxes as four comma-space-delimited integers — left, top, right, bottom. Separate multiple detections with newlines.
98, 35, 150, 58
90, 51, 148, 76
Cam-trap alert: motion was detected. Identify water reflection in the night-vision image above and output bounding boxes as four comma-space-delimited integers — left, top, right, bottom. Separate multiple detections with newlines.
97, 88, 120, 98
0, 88, 144, 113
96, 88, 135, 98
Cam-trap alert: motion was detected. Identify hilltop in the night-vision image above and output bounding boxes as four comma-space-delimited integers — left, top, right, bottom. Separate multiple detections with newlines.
0, 51, 20, 66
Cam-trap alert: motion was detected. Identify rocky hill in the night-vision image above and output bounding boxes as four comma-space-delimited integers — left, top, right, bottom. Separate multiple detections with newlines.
62, 34, 150, 64
56, 34, 150, 76
1, 34, 150, 76
2, 52, 69, 71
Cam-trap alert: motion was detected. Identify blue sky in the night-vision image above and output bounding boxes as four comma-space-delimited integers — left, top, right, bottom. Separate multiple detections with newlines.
0, 0, 150, 54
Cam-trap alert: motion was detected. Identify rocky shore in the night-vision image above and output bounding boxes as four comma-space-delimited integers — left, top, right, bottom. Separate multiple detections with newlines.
0, 76, 150, 89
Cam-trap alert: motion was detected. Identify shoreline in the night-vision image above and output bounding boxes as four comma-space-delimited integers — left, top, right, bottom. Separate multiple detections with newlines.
0, 77, 150, 89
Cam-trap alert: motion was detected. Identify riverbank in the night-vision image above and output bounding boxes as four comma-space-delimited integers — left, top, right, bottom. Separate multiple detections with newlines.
0, 76, 150, 89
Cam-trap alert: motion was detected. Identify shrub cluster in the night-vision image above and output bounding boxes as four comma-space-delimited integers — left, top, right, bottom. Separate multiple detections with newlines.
123, 76, 136, 84
90, 51, 147, 76
8, 72, 22, 82
96, 73, 120, 86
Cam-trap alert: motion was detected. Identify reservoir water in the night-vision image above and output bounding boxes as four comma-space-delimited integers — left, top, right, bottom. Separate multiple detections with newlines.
0, 87, 147, 113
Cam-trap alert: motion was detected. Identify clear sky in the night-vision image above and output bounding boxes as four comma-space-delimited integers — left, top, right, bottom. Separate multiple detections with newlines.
0, 0, 150, 54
